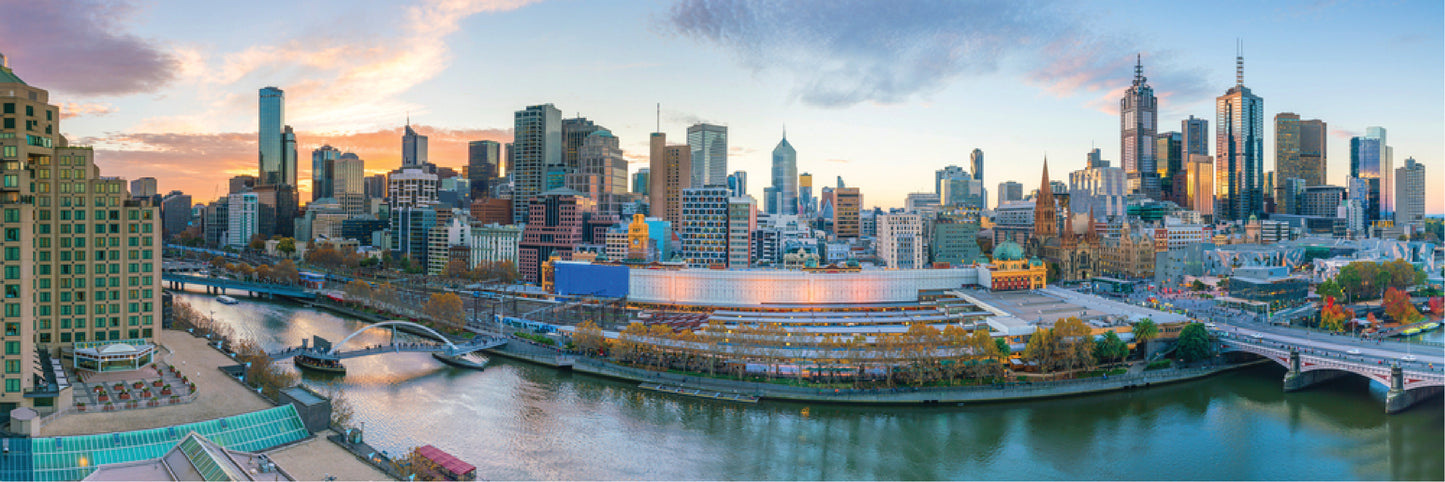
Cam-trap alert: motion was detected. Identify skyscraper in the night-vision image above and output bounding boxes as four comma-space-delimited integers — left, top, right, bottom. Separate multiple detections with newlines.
1121, 55, 1159, 199
512, 104, 562, 222
833, 187, 862, 239
311, 144, 341, 201
402, 121, 428, 167
1187, 155, 1215, 218
468, 140, 501, 199
1182, 115, 1209, 157
562, 117, 600, 172
970, 148, 984, 182
1155, 131, 1182, 202
727, 170, 747, 197
258, 87, 287, 186
997, 181, 1023, 207
678, 187, 731, 267
1364, 126, 1393, 215
935, 165, 966, 198
1215, 49, 1265, 221
578, 129, 628, 211
130, 177, 158, 198
648, 132, 691, 225
1085, 148, 1109, 169
1395, 157, 1425, 230
687, 123, 728, 187
1350, 136, 1384, 222
765, 132, 798, 215
334, 152, 365, 216
1274, 113, 1327, 187
798, 172, 814, 215
632, 168, 650, 195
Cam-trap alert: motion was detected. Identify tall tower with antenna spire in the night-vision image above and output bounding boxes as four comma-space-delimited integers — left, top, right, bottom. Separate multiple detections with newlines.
1215, 40, 1265, 222
1120, 53, 1159, 200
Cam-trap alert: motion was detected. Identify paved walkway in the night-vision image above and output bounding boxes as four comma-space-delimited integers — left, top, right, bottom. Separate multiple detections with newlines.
265, 430, 391, 481
40, 330, 273, 437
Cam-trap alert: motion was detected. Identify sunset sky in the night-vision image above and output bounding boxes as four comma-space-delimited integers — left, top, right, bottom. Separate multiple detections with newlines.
1, 0, 1440, 213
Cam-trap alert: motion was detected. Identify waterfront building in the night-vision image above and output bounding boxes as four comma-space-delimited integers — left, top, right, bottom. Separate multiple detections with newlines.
2, 57, 164, 411
130, 177, 158, 198
162, 191, 192, 238
687, 123, 728, 187
1215, 51, 1265, 221
1395, 157, 1425, 230
1122, 56, 1160, 199
519, 189, 589, 283
1274, 113, 1327, 188
1229, 266, 1308, 307
311, 144, 342, 201
227, 192, 259, 247
631, 168, 650, 195
764, 132, 798, 215
648, 132, 691, 225
468, 140, 501, 199
877, 213, 925, 269
512, 104, 563, 222
402, 120, 428, 168
833, 187, 862, 239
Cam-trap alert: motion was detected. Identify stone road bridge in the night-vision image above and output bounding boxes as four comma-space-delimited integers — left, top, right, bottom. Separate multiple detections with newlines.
1217, 333, 1444, 413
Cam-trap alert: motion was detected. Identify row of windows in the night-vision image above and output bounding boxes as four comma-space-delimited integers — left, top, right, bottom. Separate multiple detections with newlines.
1, 102, 55, 120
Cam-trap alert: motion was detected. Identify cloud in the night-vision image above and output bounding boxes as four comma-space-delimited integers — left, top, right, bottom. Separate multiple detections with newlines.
80, 125, 512, 201
60, 102, 119, 119
665, 0, 1209, 109
821, 158, 851, 164
0, 0, 177, 96
1331, 128, 1360, 140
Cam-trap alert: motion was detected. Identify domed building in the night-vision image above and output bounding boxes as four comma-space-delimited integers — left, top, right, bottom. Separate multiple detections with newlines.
983, 240, 1047, 291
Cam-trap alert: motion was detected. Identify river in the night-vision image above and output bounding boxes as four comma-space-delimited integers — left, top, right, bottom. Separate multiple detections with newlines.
175, 292, 1444, 480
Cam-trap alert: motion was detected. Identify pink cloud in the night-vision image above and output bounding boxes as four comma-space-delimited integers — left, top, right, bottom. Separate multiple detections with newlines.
0, 0, 176, 96
60, 102, 118, 119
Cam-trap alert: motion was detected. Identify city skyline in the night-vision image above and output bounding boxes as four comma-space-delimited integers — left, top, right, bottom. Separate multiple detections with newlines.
0, 0, 1440, 213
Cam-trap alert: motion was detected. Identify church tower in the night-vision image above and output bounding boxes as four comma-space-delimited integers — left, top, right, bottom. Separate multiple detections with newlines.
1034, 158, 1058, 238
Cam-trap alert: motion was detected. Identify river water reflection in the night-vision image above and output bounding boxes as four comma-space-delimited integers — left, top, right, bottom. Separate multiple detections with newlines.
178, 292, 1443, 480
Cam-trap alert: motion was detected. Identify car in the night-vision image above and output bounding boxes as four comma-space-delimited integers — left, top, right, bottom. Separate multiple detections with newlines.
1250, 332, 1264, 339
1347, 349, 1361, 355
1401, 355, 1417, 362
1205, 322, 1217, 328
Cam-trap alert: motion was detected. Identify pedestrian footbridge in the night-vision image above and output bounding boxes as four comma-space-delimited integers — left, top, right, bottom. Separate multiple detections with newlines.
267, 321, 508, 364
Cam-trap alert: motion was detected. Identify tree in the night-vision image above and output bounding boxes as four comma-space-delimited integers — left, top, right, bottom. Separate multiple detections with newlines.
1315, 280, 1343, 300
343, 280, 372, 305
1319, 297, 1351, 332
1383, 287, 1424, 325
994, 338, 1012, 358
574, 320, 606, 356
272, 259, 300, 285
248, 233, 267, 251
233, 339, 297, 400
1191, 280, 1207, 292
276, 237, 296, 256
1053, 317, 1095, 374
1430, 297, 1444, 315
1022, 328, 1058, 372
1093, 331, 1128, 366
323, 385, 355, 430
1175, 323, 1212, 362
1132, 318, 1158, 358
423, 292, 466, 331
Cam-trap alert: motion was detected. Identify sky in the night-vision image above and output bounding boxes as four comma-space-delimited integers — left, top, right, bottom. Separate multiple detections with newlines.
1, 0, 1441, 213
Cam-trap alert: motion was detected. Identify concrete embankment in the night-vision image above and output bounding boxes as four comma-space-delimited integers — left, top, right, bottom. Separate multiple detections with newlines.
483, 341, 1268, 405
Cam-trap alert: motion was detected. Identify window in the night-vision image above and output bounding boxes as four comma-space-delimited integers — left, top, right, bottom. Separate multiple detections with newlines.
4, 360, 18, 374
4, 379, 18, 393
4, 341, 18, 355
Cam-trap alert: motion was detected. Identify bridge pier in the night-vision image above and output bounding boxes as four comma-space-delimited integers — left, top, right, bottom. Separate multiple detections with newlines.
1282, 349, 1346, 392
1385, 366, 1444, 413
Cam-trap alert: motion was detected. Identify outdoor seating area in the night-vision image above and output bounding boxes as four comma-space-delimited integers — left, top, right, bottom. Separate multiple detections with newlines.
71, 363, 196, 413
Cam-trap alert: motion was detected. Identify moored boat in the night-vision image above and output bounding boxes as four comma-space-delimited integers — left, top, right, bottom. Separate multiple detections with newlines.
293, 354, 347, 374
216, 295, 239, 305
432, 352, 489, 370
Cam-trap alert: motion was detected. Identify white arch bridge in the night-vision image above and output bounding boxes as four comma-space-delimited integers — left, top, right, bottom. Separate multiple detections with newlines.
1216, 333, 1444, 413
267, 321, 507, 363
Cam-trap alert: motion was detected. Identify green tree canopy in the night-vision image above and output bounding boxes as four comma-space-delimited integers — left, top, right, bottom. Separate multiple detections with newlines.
1175, 323, 1212, 362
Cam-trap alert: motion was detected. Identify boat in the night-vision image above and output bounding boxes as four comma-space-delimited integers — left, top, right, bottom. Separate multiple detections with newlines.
638, 383, 760, 404
1401, 327, 1420, 336
216, 295, 239, 305
293, 355, 347, 374
1419, 322, 1440, 332
432, 352, 489, 370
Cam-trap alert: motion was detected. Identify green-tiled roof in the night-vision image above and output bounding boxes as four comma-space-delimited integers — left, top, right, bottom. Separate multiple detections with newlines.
0, 405, 309, 481
0, 65, 24, 85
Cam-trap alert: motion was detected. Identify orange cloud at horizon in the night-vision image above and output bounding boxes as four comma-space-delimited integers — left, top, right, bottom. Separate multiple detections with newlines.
77, 125, 512, 204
